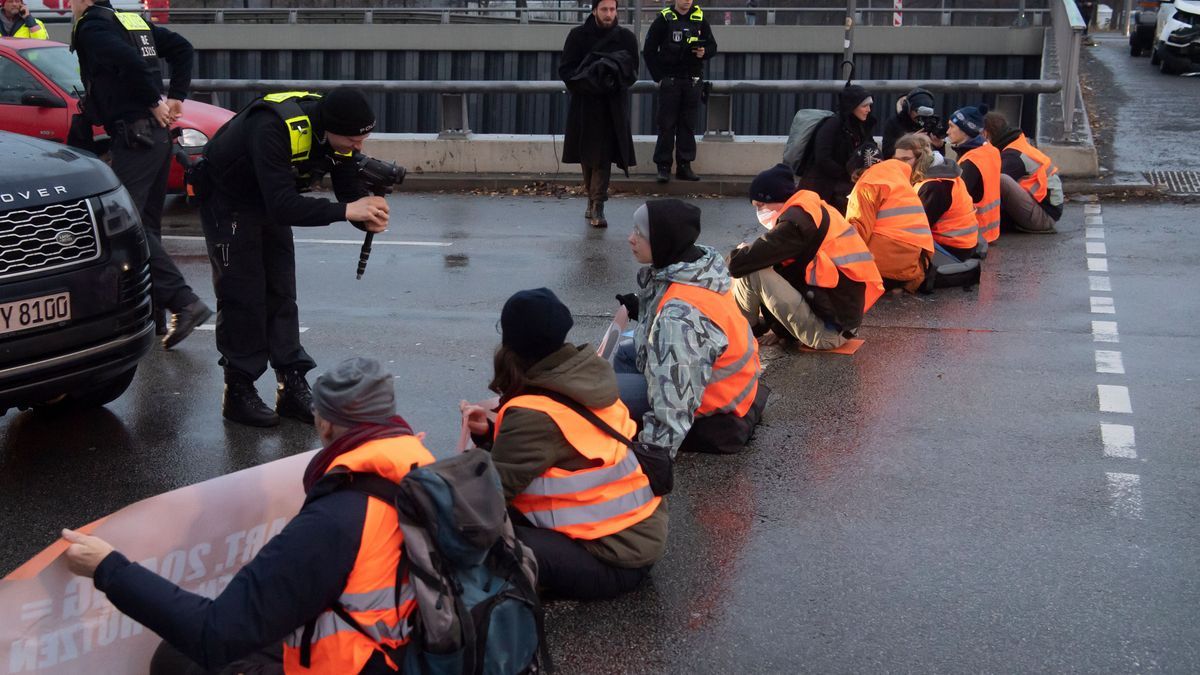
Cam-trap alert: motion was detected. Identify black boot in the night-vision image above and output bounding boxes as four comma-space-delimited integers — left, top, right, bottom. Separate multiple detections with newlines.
223, 373, 279, 427
584, 199, 595, 220
656, 166, 671, 184
676, 163, 701, 181
588, 201, 608, 228
276, 369, 315, 424
163, 299, 212, 350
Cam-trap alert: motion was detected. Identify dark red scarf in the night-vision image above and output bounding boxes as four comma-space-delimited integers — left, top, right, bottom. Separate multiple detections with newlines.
302, 415, 414, 493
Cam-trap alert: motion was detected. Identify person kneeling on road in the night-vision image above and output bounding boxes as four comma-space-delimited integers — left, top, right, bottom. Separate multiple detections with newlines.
614, 199, 768, 456
462, 288, 666, 601
983, 111, 1063, 234
196, 87, 390, 428
729, 164, 884, 351
61, 357, 437, 674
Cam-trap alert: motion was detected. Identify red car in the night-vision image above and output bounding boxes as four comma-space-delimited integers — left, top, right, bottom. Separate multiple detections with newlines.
0, 37, 232, 192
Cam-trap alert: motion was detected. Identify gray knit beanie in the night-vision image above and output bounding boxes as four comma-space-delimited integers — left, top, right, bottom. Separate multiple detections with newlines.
311, 357, 396, 428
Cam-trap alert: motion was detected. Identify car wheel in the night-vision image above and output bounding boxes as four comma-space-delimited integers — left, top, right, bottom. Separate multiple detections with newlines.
1151, 45, 1162, 66
1160, 54, 1176, 74
36, 368, 138, 412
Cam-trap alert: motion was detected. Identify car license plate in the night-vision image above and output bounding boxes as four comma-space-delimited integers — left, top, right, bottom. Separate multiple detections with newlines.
0, 292, 71, 336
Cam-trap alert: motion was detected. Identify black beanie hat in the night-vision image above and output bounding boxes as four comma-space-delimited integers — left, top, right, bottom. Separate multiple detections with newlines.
645, 199, 703, 269
749, 163, 797, 203
839, 84, 872, 116
501, 288, 574, 362
319, 87, 376, 136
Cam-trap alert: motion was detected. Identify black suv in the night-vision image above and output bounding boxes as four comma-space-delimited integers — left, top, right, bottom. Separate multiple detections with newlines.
0, 130, 153, 415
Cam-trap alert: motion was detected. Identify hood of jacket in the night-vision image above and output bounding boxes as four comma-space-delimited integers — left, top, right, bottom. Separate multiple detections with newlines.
637, 245, 731, 299
923, 160, 962, 180
524, 343, 621, 410
992, 126, 1022, 150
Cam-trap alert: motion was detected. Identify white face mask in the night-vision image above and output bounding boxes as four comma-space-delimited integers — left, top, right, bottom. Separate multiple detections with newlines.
756, 206, 778, 229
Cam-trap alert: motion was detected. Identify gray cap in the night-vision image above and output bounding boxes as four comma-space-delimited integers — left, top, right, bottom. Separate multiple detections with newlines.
633, 203, 650, 238
311, 357, 396, 428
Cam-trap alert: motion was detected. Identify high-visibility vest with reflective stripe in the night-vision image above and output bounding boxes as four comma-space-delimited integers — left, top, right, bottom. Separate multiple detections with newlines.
656, 282, 760, 418
848, 159, 934, 252
499, 395, 661, 541
6, 19, 48, 39
281, 435, 436, 674
958, 143, 1002, 243
781, 189, 885, 313
917, 175, 979, 251
1006, 133, 1058, 203
258, 91, 323, 164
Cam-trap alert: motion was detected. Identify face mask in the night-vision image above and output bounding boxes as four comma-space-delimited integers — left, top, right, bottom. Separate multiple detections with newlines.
756, 207, 777, 229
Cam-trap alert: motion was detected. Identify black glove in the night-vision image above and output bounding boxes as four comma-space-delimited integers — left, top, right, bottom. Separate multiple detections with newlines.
615, 293, 639, 322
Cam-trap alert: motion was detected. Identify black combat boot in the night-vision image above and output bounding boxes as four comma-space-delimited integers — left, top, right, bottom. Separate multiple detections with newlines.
588, 201, 608, 228
584, 199, 595, 220
676, 163, 701, 181
656, 165, 671, 184
223, 373, 279, 427
276, 369, 315, 424
163, 299, 212, 350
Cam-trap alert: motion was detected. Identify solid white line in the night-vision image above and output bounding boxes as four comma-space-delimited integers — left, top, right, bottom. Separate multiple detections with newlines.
1084, 204, 1102, 215
1085, 215, 1104, 225
1090, 296, 1116, 314
1105, 472, 1144, 519
1089, 276, 1112, 291
1086, 241, 1107, 255
196, 325, 309, 333
1101, 424, 1137, 458
1088, 258, 1109, 272
1085, 227, 1105, 239
1098, 384, 1132, 413
1094, 350, 1125, 374
1092, 320, 1119, 343
163, 235, 452, 248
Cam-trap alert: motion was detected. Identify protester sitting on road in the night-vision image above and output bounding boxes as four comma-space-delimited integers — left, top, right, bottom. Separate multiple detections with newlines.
728, 164, 883, 351
61, 357, 436, 675
799, 81, 877, 213
983, 111, 1063, 234
845, 147, 935, 292
947, 105, 1002, 247
881, 87, 944, 159
894, 134, 981, 261
613, 199, 768, 455
461, 288, 666, 601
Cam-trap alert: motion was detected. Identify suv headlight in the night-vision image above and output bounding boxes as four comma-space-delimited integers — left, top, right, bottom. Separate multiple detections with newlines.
97, 187, 141, 236
176, 128, 209, 148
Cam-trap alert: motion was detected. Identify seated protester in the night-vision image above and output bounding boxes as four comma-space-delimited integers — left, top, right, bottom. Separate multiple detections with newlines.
881, 87, 945, 160
983, 111, 1063, 234
462, 288, 666, 601
893, 133, 980, 261
728, 163, 884, 351
61, 357, 437, 675
845, 146, 935, 293
799, 82, 876, 214
613, 199, 768, 456
947, 104, 1002, 246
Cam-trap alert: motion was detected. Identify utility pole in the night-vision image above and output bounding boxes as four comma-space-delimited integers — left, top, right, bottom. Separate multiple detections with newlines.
843, 0, 857, 79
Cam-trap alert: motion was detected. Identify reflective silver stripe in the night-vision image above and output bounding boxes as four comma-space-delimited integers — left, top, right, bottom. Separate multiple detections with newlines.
523, 450, 640, 497
941, 225, 977, 237
807, 264, 819, 285
877, 205, 926, 220
901, 225, 932, 234
975, 199, 1000, 214
712, 371, 757, 415
980, 221, 1000, 233
837, 226, 858, 238
523, 485, 656, 530
711, 325, 756, 382
340, 584, 416, 613
831, 251, 873, 266
284, 607, 410, 648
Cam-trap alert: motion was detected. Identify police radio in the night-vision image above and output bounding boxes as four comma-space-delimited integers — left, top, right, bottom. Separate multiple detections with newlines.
353, 155, 407, 280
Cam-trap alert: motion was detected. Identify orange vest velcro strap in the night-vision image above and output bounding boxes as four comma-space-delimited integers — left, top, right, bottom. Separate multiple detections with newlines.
784, 190, 884, 313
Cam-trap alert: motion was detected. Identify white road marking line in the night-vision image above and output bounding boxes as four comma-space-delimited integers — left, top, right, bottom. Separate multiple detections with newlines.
1084, 203, 1102, 215
1086, 241, 1107, 255
163, 235, 452, 248
1085, 227, 1105, 239
1090, 296, 1116, 314
1101, 424, 1137, 458
1098, 384, 1132, 413
196, 325, 309, 333
1105, 472, 1144, 519
1085, 215, 1104, 225
1088, 258, 1108, 272
1094, 350, 1125, 374
1092, 320, 1119, 343
1089, 276, 1111, 292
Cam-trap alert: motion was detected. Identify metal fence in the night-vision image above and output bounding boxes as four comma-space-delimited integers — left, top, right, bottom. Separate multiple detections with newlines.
1050, 0, 1086, 137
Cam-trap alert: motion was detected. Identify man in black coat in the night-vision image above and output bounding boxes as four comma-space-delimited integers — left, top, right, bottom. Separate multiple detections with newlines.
559, 0, 638, 228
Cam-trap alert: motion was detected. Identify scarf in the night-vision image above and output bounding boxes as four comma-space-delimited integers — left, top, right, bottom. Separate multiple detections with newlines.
954, 135, 986, 153
302, 415, 414, 494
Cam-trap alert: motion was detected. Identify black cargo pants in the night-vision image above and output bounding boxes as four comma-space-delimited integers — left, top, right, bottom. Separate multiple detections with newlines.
652, 76, 703, 169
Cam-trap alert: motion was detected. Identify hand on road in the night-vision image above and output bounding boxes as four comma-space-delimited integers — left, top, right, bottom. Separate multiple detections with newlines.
460, 401, 491, 436
150, 100, 172, 128
61, 529, 114, 578
758, 329, 782, 347
166, 98, 184, 123
346, 196, 389, 232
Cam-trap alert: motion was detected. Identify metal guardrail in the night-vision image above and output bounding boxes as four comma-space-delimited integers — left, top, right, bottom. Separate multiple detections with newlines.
1050, 0, 1087, 138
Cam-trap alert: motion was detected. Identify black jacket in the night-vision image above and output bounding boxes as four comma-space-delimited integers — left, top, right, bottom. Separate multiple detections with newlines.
642, 6, 717, 81
916, 162, 960, 227
799, 93, 876, 212
71, 1, 192, 128
882, 112, 921, 160
202, 98, 366, 227
559, 17, 638, 172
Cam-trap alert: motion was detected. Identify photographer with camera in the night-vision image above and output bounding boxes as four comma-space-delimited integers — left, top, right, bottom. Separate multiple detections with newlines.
196, 87, 389, 427
882, 87, 946, 160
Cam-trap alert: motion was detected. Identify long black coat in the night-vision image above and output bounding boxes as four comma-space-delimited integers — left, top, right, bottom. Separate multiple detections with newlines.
559, 17, 638, 173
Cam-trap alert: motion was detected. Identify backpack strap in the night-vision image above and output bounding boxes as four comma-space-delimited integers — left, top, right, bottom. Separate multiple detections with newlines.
329, 601, 407, 667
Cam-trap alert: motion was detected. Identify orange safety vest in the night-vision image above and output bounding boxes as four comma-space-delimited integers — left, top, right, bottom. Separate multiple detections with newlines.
1006, 133, 1058, 203
500, 395, 660, 540
656, 282, 760, 418
958, 143, 1002, 243
282, 435, 436, 674
847, 159, 935, 252
917, 175, 979, 251
780, 189, 885, 313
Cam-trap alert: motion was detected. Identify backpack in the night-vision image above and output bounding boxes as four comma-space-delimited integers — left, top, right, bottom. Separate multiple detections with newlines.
319, 449, 547, 675
921, 243, 982, 292
782, 109, 835, 175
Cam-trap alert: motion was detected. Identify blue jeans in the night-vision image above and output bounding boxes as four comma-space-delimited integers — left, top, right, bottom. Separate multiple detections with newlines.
614, 341, 650, 424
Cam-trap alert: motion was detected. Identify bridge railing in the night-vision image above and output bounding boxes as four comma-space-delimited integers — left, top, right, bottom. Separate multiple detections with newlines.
1049, 0, 1087, 137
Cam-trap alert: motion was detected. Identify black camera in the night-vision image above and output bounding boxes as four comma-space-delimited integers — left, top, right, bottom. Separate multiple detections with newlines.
914, 106, 948, 138
356, 155, 406, 196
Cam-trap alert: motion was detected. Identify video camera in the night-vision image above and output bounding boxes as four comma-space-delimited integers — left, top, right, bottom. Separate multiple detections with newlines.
357, 155, 407, 197
914, 106, 949, 138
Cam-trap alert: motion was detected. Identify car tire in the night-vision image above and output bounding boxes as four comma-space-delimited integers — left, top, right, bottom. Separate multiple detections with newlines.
1160, 54, 1176, 74
1151, 44, 1162, 66
36, 367, 138, 412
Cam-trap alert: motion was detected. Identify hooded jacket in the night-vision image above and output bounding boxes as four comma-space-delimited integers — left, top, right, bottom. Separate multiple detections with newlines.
800, 84, 877, 211
881, 89, 933, 159
991, 126, 1064, 220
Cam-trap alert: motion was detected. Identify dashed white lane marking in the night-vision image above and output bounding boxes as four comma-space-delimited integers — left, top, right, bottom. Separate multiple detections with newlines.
196, 325, 309, 333
1084, 204, 1102, 215
163, 235, 452, 248
1098, 384, 1133, 413
1085, 215, 1104, 225
1085, 227, 1105, 239
1089, 276, 1111, 292
1101, 424, 1138, 458
1090, 296, 1116, 314
1094, 350, 1125, 374
1092, 320, 1120, 343
1088, 258, 1109, 272
1105, 472, 1144, 520
1086, 241, 1108, 255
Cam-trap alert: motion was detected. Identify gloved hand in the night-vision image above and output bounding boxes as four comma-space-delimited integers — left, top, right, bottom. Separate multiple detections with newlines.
615, 293, 639, 321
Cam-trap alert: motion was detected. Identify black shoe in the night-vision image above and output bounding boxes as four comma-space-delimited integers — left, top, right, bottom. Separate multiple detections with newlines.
163, 299, 212, 350
588, 201, 608, 228
676, 163, 701, 181
276, 369, 315, 424
584, 199, 595, 220
656, 166, 671, 184
223, 375, 279, 427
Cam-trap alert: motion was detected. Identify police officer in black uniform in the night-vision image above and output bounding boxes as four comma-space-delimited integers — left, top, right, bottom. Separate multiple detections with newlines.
196, 88, 388, 428
69, 0, 211, 349
642, 0, 717, 184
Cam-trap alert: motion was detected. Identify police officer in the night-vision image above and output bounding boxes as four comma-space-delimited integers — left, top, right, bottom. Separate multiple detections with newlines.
69, 0, 211, 349
196, 88, 388, 428
642, 0, 717, 184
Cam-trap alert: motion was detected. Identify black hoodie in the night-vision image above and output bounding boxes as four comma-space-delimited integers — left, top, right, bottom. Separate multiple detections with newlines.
647, 199, 704, 268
